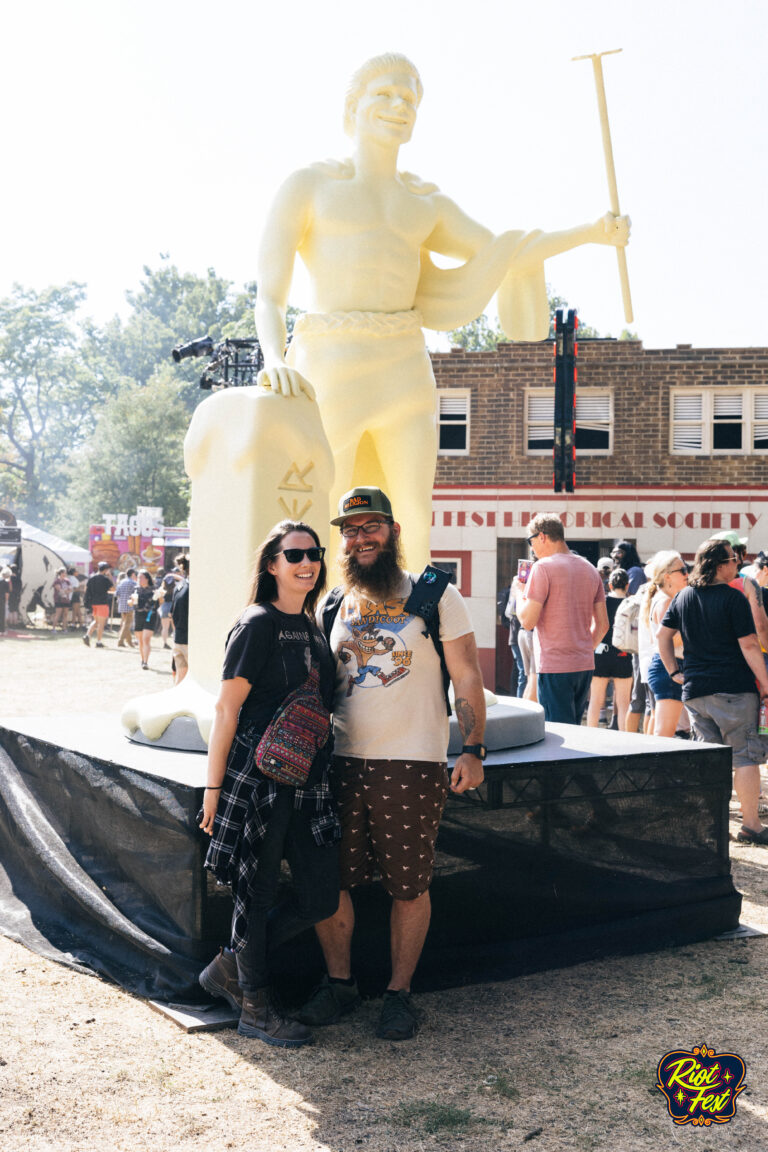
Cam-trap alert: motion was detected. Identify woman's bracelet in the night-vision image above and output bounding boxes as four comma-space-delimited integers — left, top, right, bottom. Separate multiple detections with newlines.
204, 786, 222, 791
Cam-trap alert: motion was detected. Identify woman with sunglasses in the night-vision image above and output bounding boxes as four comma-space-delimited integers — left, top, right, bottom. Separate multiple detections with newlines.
197, 520, 339, 1048
641, 551, 689, 738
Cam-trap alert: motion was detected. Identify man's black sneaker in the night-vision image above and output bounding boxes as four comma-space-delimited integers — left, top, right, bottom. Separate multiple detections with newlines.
376, 989, 420, 1040
293, 974, 361, 1026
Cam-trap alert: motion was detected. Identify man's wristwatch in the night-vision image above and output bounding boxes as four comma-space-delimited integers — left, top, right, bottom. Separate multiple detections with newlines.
462, 744, 487, 760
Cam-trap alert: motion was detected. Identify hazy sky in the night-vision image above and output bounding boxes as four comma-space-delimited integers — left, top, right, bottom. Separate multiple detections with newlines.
3, 0, 766, 349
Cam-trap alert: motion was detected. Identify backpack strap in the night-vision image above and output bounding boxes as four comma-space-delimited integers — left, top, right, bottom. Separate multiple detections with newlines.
404, 565, 452, 716
321, 585, 346, 645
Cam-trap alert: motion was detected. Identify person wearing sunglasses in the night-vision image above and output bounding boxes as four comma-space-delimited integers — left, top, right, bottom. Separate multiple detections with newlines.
197, 520, 340, 1047
294, 486, 486, 1042
658, 538, 768, 846
640, 551, 689, 738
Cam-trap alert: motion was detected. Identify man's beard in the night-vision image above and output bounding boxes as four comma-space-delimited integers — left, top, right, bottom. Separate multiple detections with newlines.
339, 529, 404, 600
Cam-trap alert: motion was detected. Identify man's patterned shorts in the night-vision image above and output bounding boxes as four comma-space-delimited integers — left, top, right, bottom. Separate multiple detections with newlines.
331, 756, 448, 900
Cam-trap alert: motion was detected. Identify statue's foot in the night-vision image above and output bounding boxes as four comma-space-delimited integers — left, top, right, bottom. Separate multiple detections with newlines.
121, 677, 215, 752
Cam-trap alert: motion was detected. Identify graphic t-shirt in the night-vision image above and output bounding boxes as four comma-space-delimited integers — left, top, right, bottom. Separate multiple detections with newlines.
223, 603, 336, 732
326, 572, 472, 760
661, 583, 757, 701
525, 552, 605, 673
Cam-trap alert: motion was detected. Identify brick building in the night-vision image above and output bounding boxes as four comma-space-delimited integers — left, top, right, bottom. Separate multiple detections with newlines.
428, 339, 768, 690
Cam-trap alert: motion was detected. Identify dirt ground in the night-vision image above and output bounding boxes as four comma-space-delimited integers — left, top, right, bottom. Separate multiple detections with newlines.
2, 624, 768, 1151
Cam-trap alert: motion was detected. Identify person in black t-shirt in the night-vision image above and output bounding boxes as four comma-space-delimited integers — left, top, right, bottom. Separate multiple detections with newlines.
197, 520, 339, 1048
82, 561, 115, 648
659, 537, 768, 846
169, 554, 190, 683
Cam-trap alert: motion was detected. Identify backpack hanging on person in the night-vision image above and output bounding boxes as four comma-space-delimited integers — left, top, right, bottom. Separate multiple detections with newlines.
611, 594, 640, 654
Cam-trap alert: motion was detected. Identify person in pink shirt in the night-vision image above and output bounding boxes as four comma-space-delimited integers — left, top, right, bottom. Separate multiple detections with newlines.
514, 513, 608, 725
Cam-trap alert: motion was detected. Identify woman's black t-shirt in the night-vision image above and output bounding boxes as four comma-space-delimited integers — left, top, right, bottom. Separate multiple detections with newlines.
223, 603, 336, 732
136, 585, 154, 611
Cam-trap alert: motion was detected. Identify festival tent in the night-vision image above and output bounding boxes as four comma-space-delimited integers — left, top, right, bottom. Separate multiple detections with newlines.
16, 520, 90, 569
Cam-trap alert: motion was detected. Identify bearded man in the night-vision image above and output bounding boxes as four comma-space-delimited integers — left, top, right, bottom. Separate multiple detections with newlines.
294, 487, 486, 1040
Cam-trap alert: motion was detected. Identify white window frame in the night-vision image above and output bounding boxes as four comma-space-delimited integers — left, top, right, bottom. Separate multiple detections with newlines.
437, 389, 470, 456
524, 388, 613, 456
669, 387, 768, 455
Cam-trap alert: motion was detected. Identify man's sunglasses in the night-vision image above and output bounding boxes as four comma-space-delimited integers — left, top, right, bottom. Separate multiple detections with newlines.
276, 547, 326, 563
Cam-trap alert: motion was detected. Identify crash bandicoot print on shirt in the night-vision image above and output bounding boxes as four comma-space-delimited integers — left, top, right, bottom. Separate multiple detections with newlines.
336, 595, 413, 695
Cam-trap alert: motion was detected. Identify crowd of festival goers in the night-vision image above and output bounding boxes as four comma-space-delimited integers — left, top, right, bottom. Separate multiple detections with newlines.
0, 556, 190, 681
504, 523, 768, 844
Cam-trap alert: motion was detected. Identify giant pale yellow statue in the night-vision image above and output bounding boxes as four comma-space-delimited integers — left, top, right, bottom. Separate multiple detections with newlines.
122, 51, 629, 747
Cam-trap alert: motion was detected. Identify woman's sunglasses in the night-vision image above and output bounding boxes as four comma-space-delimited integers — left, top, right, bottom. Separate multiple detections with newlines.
276, 547, 325, 564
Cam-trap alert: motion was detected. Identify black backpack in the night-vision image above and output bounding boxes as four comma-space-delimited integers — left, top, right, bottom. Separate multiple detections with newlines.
321, 565, 452, 715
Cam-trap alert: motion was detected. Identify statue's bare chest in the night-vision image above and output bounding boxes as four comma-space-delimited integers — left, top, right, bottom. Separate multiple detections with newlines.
312, 179, 436, 244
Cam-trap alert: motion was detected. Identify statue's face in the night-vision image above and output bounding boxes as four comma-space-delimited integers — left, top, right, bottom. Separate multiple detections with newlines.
353, 70, 419, 145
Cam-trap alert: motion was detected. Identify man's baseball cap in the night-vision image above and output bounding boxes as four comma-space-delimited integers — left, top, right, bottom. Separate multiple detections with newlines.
97, 561, 110, 570
711, 529, 748, 549
597, 557, 613, 572
330, 486, 394, 526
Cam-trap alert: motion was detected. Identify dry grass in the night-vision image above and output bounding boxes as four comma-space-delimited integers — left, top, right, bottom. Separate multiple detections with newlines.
1, 628, 767, 1150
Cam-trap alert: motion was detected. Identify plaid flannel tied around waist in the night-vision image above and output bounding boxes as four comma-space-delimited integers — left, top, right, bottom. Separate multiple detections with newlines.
204, 722, 340, 952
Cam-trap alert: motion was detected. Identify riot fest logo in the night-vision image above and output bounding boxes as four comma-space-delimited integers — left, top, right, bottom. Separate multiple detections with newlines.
656, 1043, 746, 1127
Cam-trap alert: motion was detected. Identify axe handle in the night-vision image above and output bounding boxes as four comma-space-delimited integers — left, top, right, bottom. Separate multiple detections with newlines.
590, 54, 634, 324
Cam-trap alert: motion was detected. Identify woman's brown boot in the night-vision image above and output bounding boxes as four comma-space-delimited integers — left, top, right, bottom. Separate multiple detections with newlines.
238, 988, 314, 1047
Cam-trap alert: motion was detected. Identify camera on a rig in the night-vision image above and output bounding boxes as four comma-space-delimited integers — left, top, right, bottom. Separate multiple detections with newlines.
171, 336, 265, 390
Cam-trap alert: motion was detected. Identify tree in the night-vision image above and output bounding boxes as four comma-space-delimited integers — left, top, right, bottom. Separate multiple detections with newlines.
56, 369, 191, 545
447, 289, 605, 350
0, 283, 119, 524
447, 313, 505, 351
105, 261, 260, 410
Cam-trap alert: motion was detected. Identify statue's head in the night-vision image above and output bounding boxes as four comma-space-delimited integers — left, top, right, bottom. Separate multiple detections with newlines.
344, 53, 423, 139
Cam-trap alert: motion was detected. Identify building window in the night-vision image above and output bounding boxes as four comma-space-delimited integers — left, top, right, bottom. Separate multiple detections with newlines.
670, 388, 768, 454
437, 391, 470, 455
525, 390, 612, 455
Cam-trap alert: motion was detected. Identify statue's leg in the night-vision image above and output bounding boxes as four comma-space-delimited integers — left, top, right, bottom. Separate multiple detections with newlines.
370, 409, 437, 571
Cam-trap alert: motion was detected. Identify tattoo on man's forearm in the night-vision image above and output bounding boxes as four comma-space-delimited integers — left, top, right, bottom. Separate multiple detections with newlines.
455, 697, 476, 740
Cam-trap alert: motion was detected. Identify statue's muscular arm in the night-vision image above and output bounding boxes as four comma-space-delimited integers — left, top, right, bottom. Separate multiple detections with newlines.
255, 168, 317, 398
416, 188, 630, 338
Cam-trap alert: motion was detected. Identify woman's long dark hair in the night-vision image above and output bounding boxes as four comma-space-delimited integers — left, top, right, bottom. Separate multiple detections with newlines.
246, 520, 327, 617
688, 539, 732, 588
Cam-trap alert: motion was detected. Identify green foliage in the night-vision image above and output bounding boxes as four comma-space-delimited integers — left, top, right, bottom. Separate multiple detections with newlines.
55, 370, 190, 545
0, 283, 119, 523
448, 313, 504, 351
0, 260, 270, 538
105, 261, 255, 411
